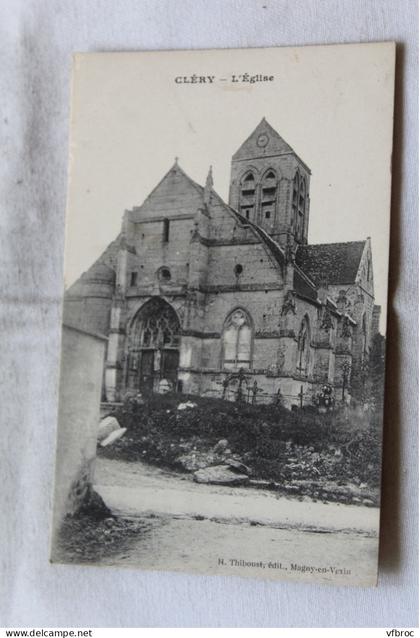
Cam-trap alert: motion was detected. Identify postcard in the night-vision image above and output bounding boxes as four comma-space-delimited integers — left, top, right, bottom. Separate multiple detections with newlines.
51, 43, 395, 586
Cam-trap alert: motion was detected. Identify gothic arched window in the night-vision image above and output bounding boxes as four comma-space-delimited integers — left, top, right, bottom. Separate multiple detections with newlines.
261, 169, 277, 223
292, 171, 299, 232
297, 175, 306, 240
222, 308, 252, 370
130, 298, 180, 351
361, 312, 367, 359
296, 315, 311, 376
127, 298, 181, 392
163, 218, 170, 242
239, 171, 256, 221
292, 171, 306, 241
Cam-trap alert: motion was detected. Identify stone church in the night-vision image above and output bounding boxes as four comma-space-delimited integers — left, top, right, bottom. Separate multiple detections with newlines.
63, 118, 381, 407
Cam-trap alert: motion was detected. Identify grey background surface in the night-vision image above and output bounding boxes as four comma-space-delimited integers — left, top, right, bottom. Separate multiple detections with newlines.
0, 0, 418, 628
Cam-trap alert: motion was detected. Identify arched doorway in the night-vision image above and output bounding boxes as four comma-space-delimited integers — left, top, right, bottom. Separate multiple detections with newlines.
127, 298, 180, 392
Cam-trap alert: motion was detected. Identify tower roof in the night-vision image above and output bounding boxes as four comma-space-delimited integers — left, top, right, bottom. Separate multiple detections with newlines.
232, 118, 308, 170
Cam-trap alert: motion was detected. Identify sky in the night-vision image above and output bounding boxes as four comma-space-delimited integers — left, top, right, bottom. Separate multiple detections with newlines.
64, 43, 395, 332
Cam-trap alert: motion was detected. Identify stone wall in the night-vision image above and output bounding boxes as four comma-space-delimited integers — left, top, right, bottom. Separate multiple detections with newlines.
51, 324, 107, 545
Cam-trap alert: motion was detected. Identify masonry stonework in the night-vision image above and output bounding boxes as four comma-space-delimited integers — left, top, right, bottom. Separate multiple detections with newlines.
63, 119, 380, 408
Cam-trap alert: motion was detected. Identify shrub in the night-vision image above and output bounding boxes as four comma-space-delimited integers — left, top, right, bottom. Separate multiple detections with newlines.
99, 392, 382, 491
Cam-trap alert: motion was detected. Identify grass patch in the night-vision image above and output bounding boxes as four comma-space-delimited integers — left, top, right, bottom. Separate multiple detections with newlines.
52, 514, 151, 564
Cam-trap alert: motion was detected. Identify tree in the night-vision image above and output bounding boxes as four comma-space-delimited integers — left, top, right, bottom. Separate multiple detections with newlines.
367, 333, 386, 417
350, 333, 385, 413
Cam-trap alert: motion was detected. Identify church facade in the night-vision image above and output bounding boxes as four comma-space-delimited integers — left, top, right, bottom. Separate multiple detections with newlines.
63, 118, 381, 407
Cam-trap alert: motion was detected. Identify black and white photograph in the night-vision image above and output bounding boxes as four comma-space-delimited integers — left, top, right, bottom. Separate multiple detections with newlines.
50, 43, 395, 586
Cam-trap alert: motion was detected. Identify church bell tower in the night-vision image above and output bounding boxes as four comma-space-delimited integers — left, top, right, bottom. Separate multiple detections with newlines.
229, 118, 311, 248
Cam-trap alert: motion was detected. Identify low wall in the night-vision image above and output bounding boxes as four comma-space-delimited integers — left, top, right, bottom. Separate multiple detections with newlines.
51, 323, 107, 545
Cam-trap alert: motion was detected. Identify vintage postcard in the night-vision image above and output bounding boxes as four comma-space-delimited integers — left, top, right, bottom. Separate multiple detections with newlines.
51, 43, 395, 586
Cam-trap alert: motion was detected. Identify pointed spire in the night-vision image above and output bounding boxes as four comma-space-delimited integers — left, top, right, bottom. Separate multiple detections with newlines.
204, 165, 213, 205
206, 165, 213, 189
171, 156, 180, 172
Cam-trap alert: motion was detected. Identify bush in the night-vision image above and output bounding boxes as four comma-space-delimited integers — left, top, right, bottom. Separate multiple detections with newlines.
99, 392, 382, 494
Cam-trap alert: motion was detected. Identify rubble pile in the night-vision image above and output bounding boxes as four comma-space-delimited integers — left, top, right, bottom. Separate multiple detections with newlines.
99, 392, 381, 505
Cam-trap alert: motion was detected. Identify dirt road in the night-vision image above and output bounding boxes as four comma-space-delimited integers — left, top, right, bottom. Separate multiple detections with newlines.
93, 457, 379, 585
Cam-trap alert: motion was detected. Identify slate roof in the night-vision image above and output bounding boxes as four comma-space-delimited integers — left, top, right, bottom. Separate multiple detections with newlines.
295, 241, 366, 286
65, 236, 120, 295
293, 269, 318, 301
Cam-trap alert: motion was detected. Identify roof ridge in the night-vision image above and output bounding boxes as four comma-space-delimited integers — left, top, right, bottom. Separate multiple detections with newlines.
175, 163, 205, 194
303, 239, 366, 248
262, 118, 293, 149
224, 202, 289, 268
211, 198, 316, 294
136, 162, 204, 210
